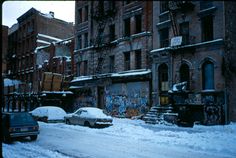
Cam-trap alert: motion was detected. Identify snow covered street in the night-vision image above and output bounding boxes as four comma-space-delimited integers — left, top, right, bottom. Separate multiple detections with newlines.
3, 118, 236, 158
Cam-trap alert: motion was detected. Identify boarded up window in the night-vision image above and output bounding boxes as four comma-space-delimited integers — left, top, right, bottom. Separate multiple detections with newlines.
202, 61, 214, 90
158, 64, 169, 91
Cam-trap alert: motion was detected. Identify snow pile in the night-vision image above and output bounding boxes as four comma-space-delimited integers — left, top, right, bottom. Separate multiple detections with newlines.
30, 106, 66, 121
3, 118, 236, 158
3, 142, 70, 158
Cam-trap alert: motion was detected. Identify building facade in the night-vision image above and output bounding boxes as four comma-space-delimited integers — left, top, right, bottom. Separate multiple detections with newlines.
71, 1, 153, 117
5, 8, 74, 112
2, 25, 9, 76
6, 7, 73, 92
151, 1, 236, 124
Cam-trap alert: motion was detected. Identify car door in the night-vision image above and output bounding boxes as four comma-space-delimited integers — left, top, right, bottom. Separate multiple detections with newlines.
77, 110, 88, 125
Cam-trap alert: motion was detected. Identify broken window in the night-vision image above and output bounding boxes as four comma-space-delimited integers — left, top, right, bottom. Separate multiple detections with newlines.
124, 18, 130, 37
109, 55, 115, 73
77, 35, 82, 49
135, 50, 142, 69
124, 51, 130, 71
158, 63, 169, 91
202, 61, 214, 90
200, 1, 213, 10
84, 6, 88, 21
179, 22, 189, 45
84, 33, 88, 48
109, 24, 116, 41
135, 14, 142, 34
159, 28, 169, 48
160, 1, 169, 13
201, 15, 213, 42
180, 64, 190, 90
78, 8, 82, 23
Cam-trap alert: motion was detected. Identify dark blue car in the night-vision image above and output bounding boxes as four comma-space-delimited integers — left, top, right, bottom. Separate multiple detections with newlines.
2, 112, 40, 143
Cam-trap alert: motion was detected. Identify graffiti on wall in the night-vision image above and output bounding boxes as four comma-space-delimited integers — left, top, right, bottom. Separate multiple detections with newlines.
105, 82, 150, 117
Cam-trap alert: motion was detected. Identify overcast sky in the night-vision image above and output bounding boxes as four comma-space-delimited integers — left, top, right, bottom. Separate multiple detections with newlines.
2, 1, 75, 27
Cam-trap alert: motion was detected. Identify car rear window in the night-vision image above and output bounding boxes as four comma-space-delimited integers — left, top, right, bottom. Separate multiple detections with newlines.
10, 113, 36, 126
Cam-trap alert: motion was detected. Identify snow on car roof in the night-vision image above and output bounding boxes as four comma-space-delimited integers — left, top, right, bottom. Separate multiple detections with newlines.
78, 107, 111, 119
31, 106, 66, 120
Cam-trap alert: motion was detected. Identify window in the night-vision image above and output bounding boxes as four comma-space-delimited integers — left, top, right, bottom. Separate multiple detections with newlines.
78, 8, 82, 23
160, 1, 169, 13
135, 14, 142, 34
124, 52, 130, 71
158, 64, 168, 91
179, 22, 189, 45
83, 60, 88, 76
98, 1, 104, 14
124, 0, 131, 5
77, 62, 80, 76
180, 64, 190, 90
201, 15, 213, 42
109, 1, 116, 10
159, 28, 169, 48
200, 1, 213, 10
109, 24, 115, 41
124, 18, 130, 37
84, 33, 88, 48
109, 55, 115, 73
84, 6, 88, 21
77, 35, 82, 49
202, 61, 214, 90
135, 50, 142, 69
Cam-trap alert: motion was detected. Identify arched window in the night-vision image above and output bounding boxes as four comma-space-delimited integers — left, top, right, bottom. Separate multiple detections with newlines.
202, 61, 214, 90
158, 63, 168, 91
180, 63, 190, 90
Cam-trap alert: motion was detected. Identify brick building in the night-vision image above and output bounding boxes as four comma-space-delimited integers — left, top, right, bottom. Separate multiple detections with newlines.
6, 7, 73, 92
5, 7, 74, 111
2, 25, 9, 76
71, 1, 153, 116
150, 1, 236, 124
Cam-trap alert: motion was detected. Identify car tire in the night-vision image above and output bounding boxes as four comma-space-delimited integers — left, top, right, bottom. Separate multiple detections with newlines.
66, 119, 70, 125
84, 121, 91, 127
30, 135, 38, 141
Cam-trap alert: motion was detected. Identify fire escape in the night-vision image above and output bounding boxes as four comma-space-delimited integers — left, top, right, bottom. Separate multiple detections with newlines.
91, 1, 117, 74
168, 1, 195, 37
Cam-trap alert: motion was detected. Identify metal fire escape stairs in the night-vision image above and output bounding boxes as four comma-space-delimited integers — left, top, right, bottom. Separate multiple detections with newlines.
92, 2, 116, 74
143, 1, 195, 125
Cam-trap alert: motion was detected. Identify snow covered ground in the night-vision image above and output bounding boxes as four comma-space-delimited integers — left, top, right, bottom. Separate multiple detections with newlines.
3, 118, 236, 158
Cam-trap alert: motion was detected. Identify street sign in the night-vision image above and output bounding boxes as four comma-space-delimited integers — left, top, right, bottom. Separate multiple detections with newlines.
171, 36, 182, 47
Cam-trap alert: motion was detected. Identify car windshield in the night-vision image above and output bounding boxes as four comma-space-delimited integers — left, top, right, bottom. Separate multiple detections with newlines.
10, 113, 35, 126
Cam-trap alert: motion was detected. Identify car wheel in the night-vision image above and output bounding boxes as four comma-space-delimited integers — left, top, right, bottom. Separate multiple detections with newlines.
30, 135, 38, 141
84, 121, 91, 127
66, 119, 71, 125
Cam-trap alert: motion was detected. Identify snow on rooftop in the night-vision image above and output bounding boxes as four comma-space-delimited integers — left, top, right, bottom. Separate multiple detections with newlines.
71, 76, 93, 82
112, 69, 151, 77
37, 39, 51, 45
38, 33, 62, 42
41, 91, 73, 94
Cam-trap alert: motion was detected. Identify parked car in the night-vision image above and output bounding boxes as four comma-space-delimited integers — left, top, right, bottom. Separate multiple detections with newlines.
64, 107, 113, 127
30, 106, 66, 123
2, 112, 39, 143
